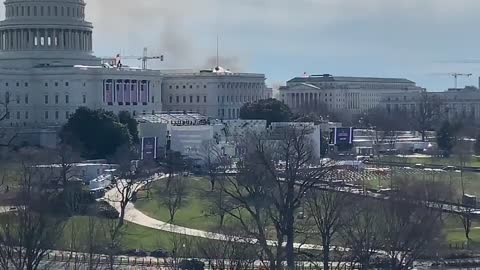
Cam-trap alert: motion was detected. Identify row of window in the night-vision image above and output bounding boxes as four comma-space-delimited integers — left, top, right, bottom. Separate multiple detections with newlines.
217, 108, 241, 119
6, 4, 85, 18
169, 95, 207, 104
44, 94, 86, 104
1, 81, 83, 88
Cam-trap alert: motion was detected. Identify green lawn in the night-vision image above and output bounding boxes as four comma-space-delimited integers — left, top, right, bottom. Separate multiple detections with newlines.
135, 176, 234, 232
60, 216, 193, 252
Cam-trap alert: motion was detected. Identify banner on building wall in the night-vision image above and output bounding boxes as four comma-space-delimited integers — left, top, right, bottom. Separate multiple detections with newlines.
105, 80, 113, 103
140, 80, 148, 103
124, 81, 130, 103
141, 137, 157, 160
131, 80, 138, 103
332, 127, 354, 146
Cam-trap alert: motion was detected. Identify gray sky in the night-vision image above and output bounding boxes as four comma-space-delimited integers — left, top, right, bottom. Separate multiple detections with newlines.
9, 0, 480, 90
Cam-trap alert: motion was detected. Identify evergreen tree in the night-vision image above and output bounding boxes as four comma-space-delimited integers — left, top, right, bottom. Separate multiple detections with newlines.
437, 120, 454, 157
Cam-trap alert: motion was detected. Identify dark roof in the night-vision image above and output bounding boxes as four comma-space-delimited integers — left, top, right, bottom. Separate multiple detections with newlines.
288, 75, 414, 84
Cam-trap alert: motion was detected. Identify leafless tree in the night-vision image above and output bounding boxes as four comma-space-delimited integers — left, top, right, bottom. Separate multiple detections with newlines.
163, 232, 194, 270
200, 140, 229, 191
0, 157, 63, 270
305, 189, 351, 270
361, 108, 407, 155
411, 92, 443, 142
0, 96, 17, 148
221, 127, 331, 270
158, 176, 188, 223
204, 182, 232, 229
453, 139, 474, 241
379, 177, 444, 270
196, 230, 257, 270
341, 199, 381, 270
108, 147, 158, 227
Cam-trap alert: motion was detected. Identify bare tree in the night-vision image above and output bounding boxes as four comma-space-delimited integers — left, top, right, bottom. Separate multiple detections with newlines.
196, 230, 257, 270
0, 157, 63, 270
221, 127, 330, 270
0, 95, 17, 148
379, 177, 444, 270
200, 140, 229, 191
159, 176, 188, 223
163, 232, 194, 270
341, 199, 381, 270
108, 147, 158, 227
411, 92, 443, 142
306, 189, 351, 270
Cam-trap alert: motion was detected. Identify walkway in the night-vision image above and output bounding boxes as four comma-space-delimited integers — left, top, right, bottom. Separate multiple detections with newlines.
103, 177, 324, 251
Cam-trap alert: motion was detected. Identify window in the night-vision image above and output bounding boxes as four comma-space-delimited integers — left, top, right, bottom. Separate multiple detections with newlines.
25, 111, 28, 119
189, 96, 193, 103
44, 95, 48, 104
16, 111, 20, 120
65, 95, 69, 103
45, 82, 48, 87
190, 85, 193, 89
16, 82, 19, 87
44, 111, 49, 119
82, 94, 86, 104
55, 95, 59, 104
55, 82, 58, 87
55, 111, 59, 120
65, 82, 69, 87
204, 85, 207, 89
151, 96, 155, 103
24, 94, 28, 104
24, 82, 28, 87
183, 85, 186, 89
183, 96, 186, 103
176, 96, 179, 103
65, 111, 69, 119
16, 95, 19, 104
169, 85, 172, 89
197, 96, 200, 103
169, 96, 173, 103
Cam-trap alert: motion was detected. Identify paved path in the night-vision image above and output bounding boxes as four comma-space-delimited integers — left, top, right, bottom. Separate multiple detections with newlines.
103, 176, 323, 251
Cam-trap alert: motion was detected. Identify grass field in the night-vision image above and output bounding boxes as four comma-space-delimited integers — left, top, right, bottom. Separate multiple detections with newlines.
135, 176, 236, 232
59, 216, 193, 252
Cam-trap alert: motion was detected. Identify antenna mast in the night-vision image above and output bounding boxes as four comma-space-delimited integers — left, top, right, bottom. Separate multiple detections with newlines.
216, 35, 219, 68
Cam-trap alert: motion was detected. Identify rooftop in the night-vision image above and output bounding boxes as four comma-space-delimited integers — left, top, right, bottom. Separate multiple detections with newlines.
136, 112, 209, 126
288, 74, 415, 84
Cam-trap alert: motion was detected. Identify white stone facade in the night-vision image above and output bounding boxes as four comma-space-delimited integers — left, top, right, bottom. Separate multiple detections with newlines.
0, 0, 162, 132
161, 69, 272, 120
279, 74, 424, 117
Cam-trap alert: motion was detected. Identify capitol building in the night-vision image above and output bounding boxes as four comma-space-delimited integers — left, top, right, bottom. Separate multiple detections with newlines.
0, 0, 270, 146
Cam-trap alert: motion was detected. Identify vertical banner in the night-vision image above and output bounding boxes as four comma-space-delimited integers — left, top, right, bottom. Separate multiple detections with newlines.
131, 80, 138, 103
141, 137, 157, 160
140, 80, 148, 103
105, 80, 113, 103
124, 80, 130, 103
117, 80, 123, 103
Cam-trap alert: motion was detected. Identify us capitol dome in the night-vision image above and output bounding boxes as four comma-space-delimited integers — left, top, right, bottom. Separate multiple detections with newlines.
0, 0, 100, 67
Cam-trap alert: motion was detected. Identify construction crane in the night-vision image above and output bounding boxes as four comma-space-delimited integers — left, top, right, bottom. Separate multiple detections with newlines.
449, 73, 472, 88
134, 47, 164, 70
101, 47, 164, 70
